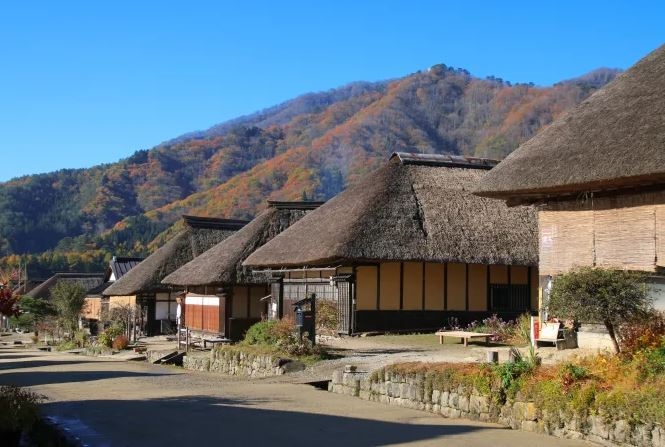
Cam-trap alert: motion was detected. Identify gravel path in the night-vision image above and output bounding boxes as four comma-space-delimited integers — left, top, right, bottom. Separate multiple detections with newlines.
0, 343, 592, 447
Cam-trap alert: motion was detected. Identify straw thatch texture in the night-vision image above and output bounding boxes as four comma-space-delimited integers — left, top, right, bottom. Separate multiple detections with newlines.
476, 44, 665, 202
244, 156, 538, 268
103, 218, 246, 296
27, 273, 105, 300
539, 190, 665, 275
162, 203, 320, 286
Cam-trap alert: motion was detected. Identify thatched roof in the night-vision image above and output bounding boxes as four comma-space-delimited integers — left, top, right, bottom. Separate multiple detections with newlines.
475, 44, 665, 204
103, 216, 248, 296
86, 256, 145, 297
243, 153, 538, 268
162, 201, 323, 286
27, 273, 105, 300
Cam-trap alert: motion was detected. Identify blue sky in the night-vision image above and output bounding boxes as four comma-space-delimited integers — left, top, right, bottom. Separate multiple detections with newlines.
0, 1, 663, 182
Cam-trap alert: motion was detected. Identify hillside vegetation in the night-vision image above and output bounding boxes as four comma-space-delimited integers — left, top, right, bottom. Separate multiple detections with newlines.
0, 66, 620, 278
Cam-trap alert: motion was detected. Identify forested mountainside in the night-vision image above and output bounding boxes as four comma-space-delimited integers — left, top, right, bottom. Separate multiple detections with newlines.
0, 65, 620, 278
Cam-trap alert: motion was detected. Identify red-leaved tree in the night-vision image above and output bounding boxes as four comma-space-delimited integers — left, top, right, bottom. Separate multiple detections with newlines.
0, 269, 20, 317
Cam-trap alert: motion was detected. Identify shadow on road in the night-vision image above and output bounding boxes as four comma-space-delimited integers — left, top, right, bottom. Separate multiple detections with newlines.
44, 394, 495, 447
0, 369, 172, 387
0, 359, 94, 371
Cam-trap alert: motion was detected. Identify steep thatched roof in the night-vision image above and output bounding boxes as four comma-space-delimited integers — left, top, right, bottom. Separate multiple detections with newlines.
103, 216, 248, 296
162, 201, 323, 287
475, 44, 665, 204
86, 256, 145, 297
244, 153, 538, 268
27, 273, 105, 300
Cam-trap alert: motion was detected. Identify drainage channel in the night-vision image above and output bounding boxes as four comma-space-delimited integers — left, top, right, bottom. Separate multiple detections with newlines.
305, 380, 331, 390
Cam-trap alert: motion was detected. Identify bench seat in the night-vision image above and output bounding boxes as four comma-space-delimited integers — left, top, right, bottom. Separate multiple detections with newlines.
435, 330, 493, 346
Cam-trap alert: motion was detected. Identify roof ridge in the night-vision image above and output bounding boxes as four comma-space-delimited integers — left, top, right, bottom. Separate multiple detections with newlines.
390, 152, 499, 169
182, 215, 249, 230
267, 200, 325, 210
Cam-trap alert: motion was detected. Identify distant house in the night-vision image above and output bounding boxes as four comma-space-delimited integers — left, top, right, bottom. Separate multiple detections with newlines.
244, 152, 539, 334
475, 45, 665, 312
103, 216, 248, 336
162, 201, 323, 341
83, 256, 144, 333
27, 272, 105, 301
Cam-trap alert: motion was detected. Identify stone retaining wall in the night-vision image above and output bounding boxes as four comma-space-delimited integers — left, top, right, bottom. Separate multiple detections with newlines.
329, 369, 664, 447
183, 348, 305, 377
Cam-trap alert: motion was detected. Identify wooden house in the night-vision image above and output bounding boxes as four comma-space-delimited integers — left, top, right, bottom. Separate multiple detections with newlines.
27, 273, 105, 302
83, 257, 143, 333
27, 272, 105, 330
475, 44, 665, 312
103, 216, 248, 335
162, 201, 323, 341
244, 152, 539, 334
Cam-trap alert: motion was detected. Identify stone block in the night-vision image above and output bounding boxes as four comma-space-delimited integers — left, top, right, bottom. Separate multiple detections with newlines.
652, 426, 665, 447
610, 419, 630, 444
589, 415, 609, 440
458, 395, 470, 412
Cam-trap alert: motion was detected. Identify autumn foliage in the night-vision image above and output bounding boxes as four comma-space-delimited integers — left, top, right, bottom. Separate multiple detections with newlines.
0, 66, 620, 277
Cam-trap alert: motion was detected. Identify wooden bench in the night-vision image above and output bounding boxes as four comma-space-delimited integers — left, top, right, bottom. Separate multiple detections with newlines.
202, 338, 231, 349
535, 322, 565, 349
435, 330, 493, 346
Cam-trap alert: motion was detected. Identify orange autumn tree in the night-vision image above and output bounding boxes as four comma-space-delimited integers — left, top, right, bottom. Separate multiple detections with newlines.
0, 268, 20, 317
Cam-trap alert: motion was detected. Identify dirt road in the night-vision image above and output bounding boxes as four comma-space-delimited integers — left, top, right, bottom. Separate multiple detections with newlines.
0, 346, 591, 447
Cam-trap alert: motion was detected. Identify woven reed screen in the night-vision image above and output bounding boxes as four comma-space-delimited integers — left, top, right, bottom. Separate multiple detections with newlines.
539, 201, 594, 276
540, 191, 665, 275
595, 194, 656, 271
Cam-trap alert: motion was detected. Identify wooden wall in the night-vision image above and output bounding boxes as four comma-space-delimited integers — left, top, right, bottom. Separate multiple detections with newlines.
540, 190, 665, 275
109, 295, 136, 309
355, 261, 537, 312
82, 297, 101, 320
185, 295, 221, 333
232, 285, 269, 319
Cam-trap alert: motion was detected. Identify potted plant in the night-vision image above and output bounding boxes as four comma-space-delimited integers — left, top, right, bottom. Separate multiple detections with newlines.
0, 385, 44, 446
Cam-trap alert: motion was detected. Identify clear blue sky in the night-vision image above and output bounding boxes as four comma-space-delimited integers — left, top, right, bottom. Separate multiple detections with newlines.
1, 1, 663, 182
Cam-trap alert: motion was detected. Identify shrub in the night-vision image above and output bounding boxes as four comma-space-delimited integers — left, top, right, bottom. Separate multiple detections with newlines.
548, 267, 651, 353
56, 340, 77, 351
243, 321, 278, 345
618, 310, 665, 358
112, 335, 129, 350
0, 385, 44, 432
315, 298, 339, 335
467, 314, 516, 342
98, 324, 125, 348
73, 330, 88, 348
243, 319, 323, 358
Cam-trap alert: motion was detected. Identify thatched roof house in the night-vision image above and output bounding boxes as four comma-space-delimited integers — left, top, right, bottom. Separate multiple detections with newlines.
245, 153, 539, 334
27, 273, 105, 300
162, 201, 323, 287
245, 152, 537, 268
475, 44, 665, 205
161, 201, 322, 341
473, 45, 665, 319
103, 216, 247, 296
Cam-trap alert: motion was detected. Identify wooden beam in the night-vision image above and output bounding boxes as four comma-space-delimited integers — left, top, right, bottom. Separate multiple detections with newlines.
376, 265, 381, 310
421, 262, 426, 311
465, 264, 469, 311
399, 262, 404, 310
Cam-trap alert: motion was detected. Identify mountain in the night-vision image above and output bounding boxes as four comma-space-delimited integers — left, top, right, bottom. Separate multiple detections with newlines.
0, 65, 621, 278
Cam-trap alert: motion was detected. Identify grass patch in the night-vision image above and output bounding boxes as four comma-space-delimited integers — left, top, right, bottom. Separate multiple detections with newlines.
377, 346, 665, 427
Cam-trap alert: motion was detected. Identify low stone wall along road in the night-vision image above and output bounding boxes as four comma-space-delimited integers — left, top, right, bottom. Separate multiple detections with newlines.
0, 347, 591, 447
